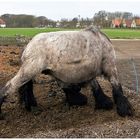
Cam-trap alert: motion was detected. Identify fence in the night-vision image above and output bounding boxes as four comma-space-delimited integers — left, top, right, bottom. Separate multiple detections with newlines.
117, 58, 140, 94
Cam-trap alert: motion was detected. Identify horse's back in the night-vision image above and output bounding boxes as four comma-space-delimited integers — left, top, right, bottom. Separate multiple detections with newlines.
42, 31, 103, 83
22, 30, 109, 83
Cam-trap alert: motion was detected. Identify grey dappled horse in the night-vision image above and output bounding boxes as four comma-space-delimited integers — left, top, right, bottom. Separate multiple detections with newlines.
0, 27, 133, 117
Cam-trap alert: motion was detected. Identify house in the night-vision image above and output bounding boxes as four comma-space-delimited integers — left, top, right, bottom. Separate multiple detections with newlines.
111, 18, 122, 28
131, 19, 136, 28
76, 22, 81, 28
122, 19, 133, 28
135, 18, 140, 27
123, 18, 140, 28
0, 18, 6, 28
56, 21, 61, 28
111, 18, 140, 28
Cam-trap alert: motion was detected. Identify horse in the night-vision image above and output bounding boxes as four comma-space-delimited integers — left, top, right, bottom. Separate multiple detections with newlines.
0, 26, 133, 117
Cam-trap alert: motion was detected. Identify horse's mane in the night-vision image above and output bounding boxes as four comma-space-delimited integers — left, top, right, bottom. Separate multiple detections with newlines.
84, 26, 99, 34
84, 26, 111, 43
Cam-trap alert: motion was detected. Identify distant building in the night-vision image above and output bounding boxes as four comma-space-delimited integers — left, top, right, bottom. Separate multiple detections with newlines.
135, 18, 140, 27
111, 18, 140, 28
111, 18, 122, 28
122, 19, 133, 28
0, 18, 6, 28
76, 22, 81, 28
56, 21, 61, 28
131, 19, 136, 28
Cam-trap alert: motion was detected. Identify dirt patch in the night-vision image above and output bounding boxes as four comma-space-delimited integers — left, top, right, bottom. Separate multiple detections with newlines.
113, 39, 140, 59
113, 40, 140, 92
0, 40, 140, 138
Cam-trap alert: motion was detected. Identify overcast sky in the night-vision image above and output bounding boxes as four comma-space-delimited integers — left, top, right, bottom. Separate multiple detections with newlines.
0, 0, 140, 20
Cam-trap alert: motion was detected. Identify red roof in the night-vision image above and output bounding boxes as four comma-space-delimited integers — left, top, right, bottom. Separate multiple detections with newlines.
135, 19, 140, 26
0, 18, 5, 24
125, 19, 132, 27
112, 19, 122, 26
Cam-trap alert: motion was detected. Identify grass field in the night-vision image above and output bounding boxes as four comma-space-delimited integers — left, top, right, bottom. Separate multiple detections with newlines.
102, 29, 140, 39
0, 28, 140, 39
0, 28, 65, 37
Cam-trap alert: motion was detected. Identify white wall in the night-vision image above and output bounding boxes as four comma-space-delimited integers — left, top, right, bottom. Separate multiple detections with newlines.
0, 24, 6, 28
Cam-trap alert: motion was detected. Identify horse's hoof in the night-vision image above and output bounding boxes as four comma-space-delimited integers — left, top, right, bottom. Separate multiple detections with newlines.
31, 106, 43, 116
116, 96, 134, 117
0, 96, 5, 106
63, 102, 70, 110
67, 93, 87, 106
0, 113, 5, 120
95, 96, 113, 110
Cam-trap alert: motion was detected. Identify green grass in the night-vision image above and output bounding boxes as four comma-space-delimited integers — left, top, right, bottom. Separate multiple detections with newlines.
102, 29, 140, 39
0, 28, 66, 37
0, 28, 140, 39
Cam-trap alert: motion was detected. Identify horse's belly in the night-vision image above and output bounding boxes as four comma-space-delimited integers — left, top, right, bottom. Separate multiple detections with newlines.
51, 61, 100, 83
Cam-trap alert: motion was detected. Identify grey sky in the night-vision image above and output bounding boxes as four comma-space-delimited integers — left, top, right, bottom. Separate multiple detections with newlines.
0, 0, 140, 20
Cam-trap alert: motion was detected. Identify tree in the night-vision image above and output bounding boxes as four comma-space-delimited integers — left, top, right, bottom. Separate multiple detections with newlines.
93, 10, 109, 28
122, 12, 133, 19
70, 17, 78, 28
1, 14, 35, 27
35, 16, 48, 27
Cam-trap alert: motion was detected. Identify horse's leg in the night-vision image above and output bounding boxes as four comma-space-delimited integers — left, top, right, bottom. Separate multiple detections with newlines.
62, 85, 87, 106
18, 80, 37, 111
57, 80, 87, 106
0, 60, 44, 114
102, 60, 134, 117
90, 79, 113, 110
110, 75, 133, 117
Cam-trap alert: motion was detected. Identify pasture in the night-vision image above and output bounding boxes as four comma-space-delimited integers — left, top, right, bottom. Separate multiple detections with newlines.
102, 29, 140, 39
0, 28, 69, 37
0, 28, 140, 138
0, 28, 140, 39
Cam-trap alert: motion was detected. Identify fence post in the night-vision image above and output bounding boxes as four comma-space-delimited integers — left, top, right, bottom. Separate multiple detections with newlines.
131, 58, 139, 94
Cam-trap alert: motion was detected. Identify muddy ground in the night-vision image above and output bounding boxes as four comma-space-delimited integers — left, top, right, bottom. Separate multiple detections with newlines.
0, 40, 140, 138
